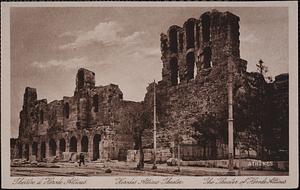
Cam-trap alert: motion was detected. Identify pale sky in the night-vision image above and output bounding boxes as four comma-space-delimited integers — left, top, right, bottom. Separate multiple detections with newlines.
10, 7, 288, 138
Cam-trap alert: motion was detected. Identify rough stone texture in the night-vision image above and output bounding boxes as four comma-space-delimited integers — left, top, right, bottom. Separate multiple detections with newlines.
11, 68, 142, 162
11, 10, 288, 163
263, 74, 289, 160
127, 148, 171, 163
143, 10, 288, 161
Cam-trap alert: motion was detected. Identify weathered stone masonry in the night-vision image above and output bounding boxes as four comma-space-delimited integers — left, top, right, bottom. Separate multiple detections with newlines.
11, 68, 142, 162
11, 10, 288, 162
143, 10, 288, 161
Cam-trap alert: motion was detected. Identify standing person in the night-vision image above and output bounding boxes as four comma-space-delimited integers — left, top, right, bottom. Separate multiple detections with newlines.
79, 153, 85, 166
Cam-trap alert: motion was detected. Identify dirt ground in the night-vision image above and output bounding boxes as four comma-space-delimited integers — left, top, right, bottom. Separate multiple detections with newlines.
10, 161, 289, 176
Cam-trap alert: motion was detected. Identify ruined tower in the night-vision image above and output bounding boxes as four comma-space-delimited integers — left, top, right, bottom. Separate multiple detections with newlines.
160, 10, 245, 87
73, 68, 96, 128
143, 9, 282, 161
75, 68, 96, 95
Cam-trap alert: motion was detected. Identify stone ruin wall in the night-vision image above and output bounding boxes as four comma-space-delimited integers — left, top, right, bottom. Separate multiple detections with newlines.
11, 68, 143, 162
142, 10, 245, 160
142, 10, 289, 161
11, 10, 289, 162
263, 74, 289, 160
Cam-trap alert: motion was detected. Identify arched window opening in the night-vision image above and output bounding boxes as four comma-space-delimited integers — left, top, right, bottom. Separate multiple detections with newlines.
49, 139, 57, 157
202, 14, 210, 42
196, 24, 200, 47
93, 134, 101, 161
169, 28, 178, 53
81, 136, 89, 152
59, 139, 66, 152
93, 95, 99, 112
179, 32, 184, 51
78, 70, 84, 89
170, 57, 179, 86
186, 52, 196, 80
69, 136, 77, 152
64, 103, 69, 119
203, 47, 212, 69
40, 110, 44, 124
186, 20, 195, 49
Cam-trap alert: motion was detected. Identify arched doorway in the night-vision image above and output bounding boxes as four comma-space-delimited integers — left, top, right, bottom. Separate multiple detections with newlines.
69, 136, 77, 152
49, 139, 57, 156
41, 142, 46, 160
59, 139, 66, 152
81, 136, 89, 152
32, 142, 38, 156
25, 144, 29, 160
93, 134, 101, 161
18, 144, 22, 159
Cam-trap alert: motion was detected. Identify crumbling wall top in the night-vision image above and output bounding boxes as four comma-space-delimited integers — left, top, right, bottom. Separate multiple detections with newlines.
76, 68, 96, 92
167, 25, 182, 33
275, 73, 289, 82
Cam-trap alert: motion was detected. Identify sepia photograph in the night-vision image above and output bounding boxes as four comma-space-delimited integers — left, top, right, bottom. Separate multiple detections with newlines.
1, 1, 298, 189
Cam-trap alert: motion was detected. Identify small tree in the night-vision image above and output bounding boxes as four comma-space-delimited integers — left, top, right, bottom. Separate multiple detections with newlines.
256, 59, 273, 82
